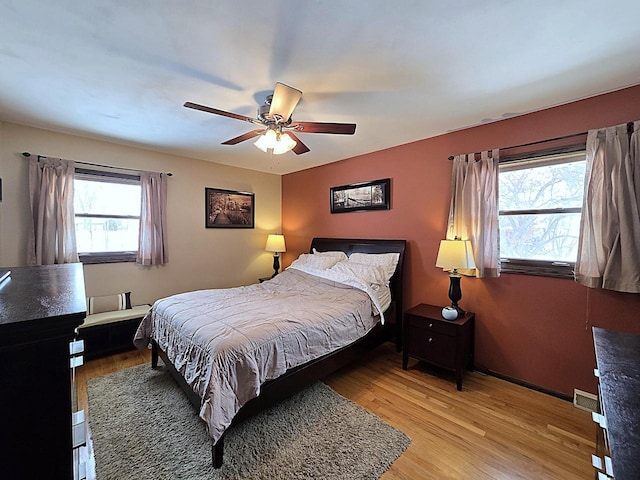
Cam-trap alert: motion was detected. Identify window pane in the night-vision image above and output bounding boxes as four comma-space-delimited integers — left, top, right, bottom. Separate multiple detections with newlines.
499, 159, 586, 211
499, 212, 581, 262
74, 179, 141, 216
75, 217, 139, 252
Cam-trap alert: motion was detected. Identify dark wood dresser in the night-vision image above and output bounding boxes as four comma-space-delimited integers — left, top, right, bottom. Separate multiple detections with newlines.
0, 263, 87, 479
592, 327, 640, 480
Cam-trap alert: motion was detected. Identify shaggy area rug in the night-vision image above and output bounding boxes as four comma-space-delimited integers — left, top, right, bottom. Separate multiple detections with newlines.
87, 363, 410, 479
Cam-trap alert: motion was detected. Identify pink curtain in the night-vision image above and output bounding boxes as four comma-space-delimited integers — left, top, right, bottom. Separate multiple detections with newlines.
575, 120, 640, 293
27, 157, 79, 265
137, 171, 168, 265
446, 149, 500, 278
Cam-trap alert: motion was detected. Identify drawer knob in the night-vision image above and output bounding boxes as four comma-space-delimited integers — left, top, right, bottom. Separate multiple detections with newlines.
604, 456, 613, 475
592, 454, 603, 470
428, 337, 433, 342
70, 356, 84, 369
69, 339, 85, 355
429, 323, 433, 328
592, 411, 607, 429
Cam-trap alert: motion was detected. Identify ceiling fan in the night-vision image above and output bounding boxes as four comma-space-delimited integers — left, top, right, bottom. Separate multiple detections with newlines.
184, 82, 356, 155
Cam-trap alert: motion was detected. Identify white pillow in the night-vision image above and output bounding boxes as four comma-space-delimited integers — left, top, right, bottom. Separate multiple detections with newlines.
312, 248, 348, 261
328, 261, 389, 286
289, 253, 343, 271
348, 252, 400, 282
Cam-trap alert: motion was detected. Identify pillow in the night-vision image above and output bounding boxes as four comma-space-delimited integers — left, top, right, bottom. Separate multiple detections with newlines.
312, 248, 348, 261
289, 253, 343, 271
328, 261, 389, 286
348, 252, 400, 282
87, 292, 131, 315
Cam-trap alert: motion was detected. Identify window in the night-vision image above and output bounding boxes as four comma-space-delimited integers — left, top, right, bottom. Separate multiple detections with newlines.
498, 149, 586, 278
74, 168, 141, 264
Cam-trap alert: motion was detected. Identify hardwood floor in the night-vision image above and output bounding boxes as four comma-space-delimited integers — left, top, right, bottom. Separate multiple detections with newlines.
77, 343, 595, 479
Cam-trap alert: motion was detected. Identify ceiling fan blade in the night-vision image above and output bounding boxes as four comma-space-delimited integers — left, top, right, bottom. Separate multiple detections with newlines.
184, 102, 256, 124
285, 132, 310, 155
269, 82, 302, 122
289, 121, 356, 135
221, 129, 265, 145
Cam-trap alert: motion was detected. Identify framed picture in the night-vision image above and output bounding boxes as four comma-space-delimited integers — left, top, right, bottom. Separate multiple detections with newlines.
330, 178, 390, 213
205, 187, 255, 228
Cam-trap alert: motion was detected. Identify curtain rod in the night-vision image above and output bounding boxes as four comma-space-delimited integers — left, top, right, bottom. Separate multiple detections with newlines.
21, 152, 173, 176
448, 121, 636, 161
447, 131, 588, 161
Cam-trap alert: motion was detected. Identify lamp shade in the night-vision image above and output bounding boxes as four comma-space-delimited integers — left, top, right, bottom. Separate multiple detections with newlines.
265, 234, 286, 253
435, 239, 476, 270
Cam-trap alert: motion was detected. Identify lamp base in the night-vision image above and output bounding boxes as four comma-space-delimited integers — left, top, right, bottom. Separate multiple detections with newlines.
446, 272, 466, 318
271, 253, 280, 278
453, 305, 466, 316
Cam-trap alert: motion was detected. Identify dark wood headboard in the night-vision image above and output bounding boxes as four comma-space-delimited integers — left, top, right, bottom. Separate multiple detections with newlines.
309, 237, 407, 329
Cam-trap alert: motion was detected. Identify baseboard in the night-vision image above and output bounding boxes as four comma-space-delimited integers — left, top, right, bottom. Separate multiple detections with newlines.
474, 365, 573, 402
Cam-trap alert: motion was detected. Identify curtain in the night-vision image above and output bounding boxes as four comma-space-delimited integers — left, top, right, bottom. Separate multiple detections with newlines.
27, 157, 79, 265
137, 171, 168, 265
446, 149, 500, 277
575, 121, 640, 293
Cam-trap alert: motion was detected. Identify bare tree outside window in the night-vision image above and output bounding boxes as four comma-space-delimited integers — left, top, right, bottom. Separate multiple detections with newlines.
498, 152, 586, 275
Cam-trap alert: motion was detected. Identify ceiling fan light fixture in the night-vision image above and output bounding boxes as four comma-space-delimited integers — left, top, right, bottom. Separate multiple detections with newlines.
254, 129, 296, 155
272, 133, 297, 155
254, 128, 277, 152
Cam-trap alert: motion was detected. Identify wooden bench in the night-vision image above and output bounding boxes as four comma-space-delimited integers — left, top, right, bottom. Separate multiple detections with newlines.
78, 304, 150, 360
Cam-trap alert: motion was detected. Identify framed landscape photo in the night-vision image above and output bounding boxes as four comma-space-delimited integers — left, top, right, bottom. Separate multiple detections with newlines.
330, 178, 390, 213
205, 187, 255, 228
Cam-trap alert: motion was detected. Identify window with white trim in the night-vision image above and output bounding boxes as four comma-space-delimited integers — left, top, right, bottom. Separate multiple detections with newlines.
498, 149, 586, 278
74, 168, 141, 264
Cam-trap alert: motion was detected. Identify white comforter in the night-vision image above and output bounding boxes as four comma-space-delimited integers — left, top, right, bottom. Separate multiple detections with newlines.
133, 268, 383, 443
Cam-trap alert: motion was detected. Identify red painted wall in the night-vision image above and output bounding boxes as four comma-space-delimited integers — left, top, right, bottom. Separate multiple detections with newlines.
282, 85, 640, 397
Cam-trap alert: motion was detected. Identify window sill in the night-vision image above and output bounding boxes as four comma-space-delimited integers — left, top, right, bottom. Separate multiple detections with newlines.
500, 259, 575, 279
79, 252, 137, 265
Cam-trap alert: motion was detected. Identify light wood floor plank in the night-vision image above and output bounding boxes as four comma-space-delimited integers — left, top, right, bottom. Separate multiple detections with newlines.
77, 343, 594, 479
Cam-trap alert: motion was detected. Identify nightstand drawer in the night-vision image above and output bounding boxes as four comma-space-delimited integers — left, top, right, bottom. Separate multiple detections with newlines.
407, 330, 456, 369
407, 314, 456, 336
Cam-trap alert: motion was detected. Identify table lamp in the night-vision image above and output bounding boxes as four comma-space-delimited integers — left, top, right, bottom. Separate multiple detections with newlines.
435, 238, 476, 320
265, 234, 286, 278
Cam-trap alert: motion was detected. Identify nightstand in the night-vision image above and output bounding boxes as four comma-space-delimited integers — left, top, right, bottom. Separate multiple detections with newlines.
402, 303, 475, 391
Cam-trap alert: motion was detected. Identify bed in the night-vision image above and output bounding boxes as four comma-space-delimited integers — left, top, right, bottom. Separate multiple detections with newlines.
134, 237, 406, 468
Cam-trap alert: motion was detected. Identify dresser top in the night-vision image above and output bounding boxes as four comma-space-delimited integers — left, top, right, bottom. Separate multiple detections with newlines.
0, 263, 86, 326
593, 327, 640, 480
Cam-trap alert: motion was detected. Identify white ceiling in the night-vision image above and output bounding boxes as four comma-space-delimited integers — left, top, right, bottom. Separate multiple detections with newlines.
1, 1, 639, 175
